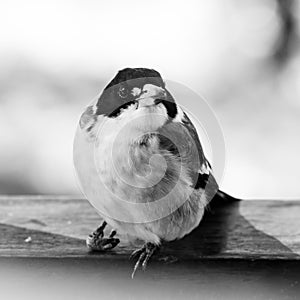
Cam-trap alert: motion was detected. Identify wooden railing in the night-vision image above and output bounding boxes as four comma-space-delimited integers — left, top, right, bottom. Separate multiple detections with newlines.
0, 196, 299, 299
1, 196, 299, 259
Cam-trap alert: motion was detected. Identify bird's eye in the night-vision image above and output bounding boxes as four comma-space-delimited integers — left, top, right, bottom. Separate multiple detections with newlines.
118, 86, 128, 98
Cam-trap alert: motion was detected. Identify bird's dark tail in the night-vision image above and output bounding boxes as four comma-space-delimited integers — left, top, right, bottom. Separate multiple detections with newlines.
208, 189, 240, 210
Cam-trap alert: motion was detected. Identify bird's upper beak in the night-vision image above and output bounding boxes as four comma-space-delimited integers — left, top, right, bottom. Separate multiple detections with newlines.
136, 84, 167, 107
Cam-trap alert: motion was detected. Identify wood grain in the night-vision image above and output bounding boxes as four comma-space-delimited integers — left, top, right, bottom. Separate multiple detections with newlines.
0, 196, 299, 260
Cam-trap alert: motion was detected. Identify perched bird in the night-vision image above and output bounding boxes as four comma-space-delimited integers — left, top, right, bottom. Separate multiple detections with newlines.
73, 68, 237, 277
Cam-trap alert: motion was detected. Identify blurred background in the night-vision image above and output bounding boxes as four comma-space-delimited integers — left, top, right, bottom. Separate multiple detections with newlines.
0, 0, 299, 199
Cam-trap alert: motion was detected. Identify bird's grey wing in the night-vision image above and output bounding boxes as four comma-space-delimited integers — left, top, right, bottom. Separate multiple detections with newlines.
179, 111, 239, 205
164, 109, 238, 207
181, 111, 210, 169
157, 112, 218, 199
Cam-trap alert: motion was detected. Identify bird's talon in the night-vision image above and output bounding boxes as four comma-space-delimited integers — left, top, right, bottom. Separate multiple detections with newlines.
130, 243, 157, 278
109, 230, 117, 238
130, 247, 143, 260
142, 262, 147, 271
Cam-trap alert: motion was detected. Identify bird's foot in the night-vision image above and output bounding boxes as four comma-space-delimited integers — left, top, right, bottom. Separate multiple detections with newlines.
86, 221, 120, 251
130, 242, 158, 278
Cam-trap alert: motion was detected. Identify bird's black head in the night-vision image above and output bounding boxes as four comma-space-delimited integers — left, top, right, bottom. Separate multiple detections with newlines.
96, 68, 177, 118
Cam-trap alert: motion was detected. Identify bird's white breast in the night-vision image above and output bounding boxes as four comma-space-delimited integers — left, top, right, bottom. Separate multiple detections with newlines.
74, 103, 209, 244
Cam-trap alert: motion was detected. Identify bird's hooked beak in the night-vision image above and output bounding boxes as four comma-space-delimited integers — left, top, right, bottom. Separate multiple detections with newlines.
135, 84, 167, 108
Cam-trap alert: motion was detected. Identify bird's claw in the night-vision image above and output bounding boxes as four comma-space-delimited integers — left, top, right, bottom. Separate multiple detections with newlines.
130, 242, 157, 278
86, 221, 120, 251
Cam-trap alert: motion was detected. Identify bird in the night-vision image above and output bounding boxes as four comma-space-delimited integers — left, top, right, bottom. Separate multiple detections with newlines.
73, 67, 238, 277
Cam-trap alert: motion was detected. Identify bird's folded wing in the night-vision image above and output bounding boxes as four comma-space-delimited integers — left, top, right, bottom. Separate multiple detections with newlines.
157, 110, 218, 198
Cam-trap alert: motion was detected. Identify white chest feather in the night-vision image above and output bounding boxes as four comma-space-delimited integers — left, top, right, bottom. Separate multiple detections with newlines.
74, 104, 208, 244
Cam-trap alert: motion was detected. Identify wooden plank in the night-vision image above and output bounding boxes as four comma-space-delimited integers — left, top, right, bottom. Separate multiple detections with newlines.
0, 196, 299, 260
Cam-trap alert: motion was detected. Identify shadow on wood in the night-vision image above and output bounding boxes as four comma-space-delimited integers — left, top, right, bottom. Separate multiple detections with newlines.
163, 201, 300, 260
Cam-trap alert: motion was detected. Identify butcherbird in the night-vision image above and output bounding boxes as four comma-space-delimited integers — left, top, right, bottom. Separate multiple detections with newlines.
73, 68, 237, 277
